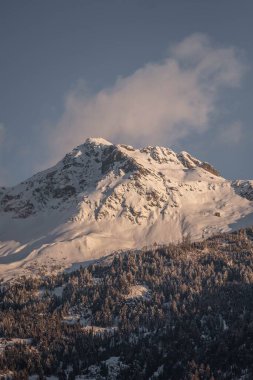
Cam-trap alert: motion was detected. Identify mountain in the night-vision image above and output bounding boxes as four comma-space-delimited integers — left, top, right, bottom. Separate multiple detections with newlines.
0, 137, 253, 280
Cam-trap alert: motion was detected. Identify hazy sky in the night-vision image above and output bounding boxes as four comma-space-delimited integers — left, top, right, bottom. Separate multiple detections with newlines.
0, 0, 253, 186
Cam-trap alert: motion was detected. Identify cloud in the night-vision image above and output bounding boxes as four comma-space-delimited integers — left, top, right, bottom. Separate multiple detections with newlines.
218, 121, 243, 145
44, 33, 245, 164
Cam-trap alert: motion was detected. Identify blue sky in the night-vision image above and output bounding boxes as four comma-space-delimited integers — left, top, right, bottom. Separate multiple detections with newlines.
0, 0, 253, 185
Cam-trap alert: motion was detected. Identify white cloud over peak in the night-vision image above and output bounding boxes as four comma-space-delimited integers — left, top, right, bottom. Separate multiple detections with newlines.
46, 34, 245, 163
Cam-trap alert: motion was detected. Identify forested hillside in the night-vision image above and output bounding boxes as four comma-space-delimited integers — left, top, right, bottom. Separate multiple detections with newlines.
1, 228, 253, 379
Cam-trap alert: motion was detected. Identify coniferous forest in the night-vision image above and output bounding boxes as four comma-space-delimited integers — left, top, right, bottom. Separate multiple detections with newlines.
1, 228, 253, 379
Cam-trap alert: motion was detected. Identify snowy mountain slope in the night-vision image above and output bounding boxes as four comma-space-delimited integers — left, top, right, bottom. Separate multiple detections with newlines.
0, 137, 253, 280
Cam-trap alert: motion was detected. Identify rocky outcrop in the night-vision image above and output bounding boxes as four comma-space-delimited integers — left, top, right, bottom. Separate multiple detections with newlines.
232, 180, 253, 201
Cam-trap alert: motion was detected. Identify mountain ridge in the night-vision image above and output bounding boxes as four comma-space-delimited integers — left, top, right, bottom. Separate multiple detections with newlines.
0, 137, 253, 280
0, 137, 222, 219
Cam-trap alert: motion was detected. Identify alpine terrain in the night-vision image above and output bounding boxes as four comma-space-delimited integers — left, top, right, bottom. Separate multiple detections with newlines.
0, 137, 253, 280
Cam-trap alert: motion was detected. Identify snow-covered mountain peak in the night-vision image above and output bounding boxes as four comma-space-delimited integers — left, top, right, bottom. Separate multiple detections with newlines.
85, 137, 113, 146
0, 138, 252, 280
63, 136, 113, 161
0, 139, 245, 221
177, 150, 201, 168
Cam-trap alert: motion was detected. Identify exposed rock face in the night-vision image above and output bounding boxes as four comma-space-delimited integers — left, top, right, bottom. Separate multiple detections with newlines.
177, 152, 220, 176
0, 137, 252, 280
199, 162, 220, 177
232, 180, 253, 201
